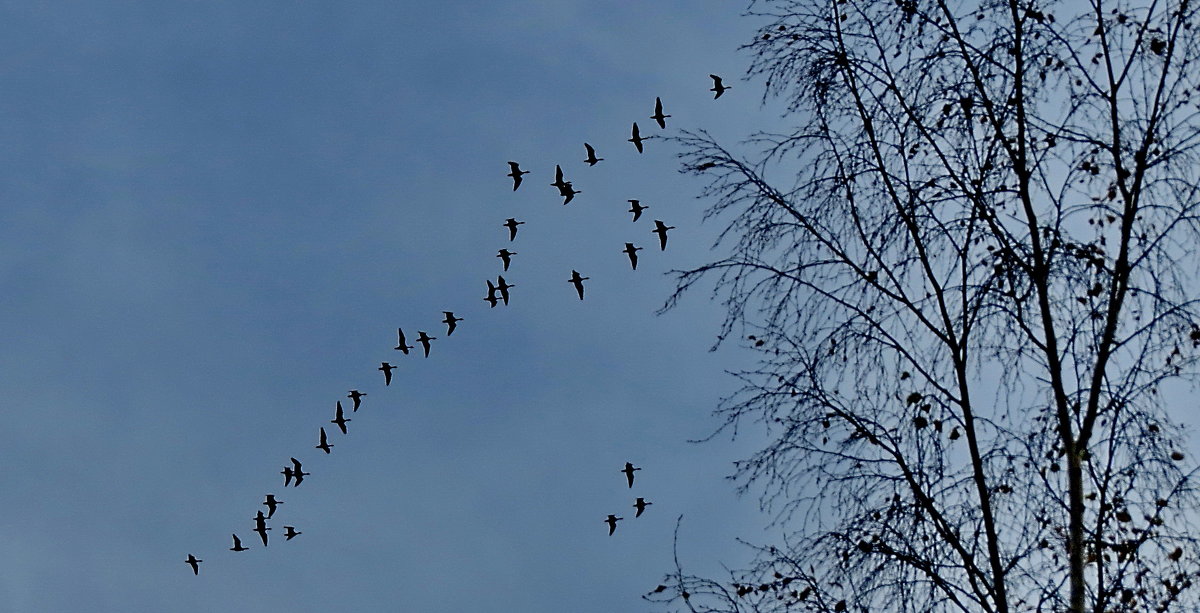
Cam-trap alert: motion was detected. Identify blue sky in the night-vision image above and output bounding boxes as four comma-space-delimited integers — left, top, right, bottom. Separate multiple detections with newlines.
0, 2, 787, 611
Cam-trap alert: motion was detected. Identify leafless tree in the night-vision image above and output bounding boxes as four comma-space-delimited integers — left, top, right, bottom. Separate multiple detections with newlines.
649, 1, 1200, 611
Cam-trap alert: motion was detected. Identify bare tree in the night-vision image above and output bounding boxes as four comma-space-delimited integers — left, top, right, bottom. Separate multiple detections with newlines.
650, 1, 1200, 611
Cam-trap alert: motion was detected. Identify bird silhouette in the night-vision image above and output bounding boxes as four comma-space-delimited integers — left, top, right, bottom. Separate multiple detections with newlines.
568, 270, 589, 300
290, 457, 309, 486
484, 280, 500, 308
623, 243, 643, 270
633, 497, 653, 518
651, 97, 670, 129
253, 510, 270, 546
316, 426, 334, 454
347, 389, 366, 412
559, 181, 581, 205
628, 122, 650, 153
230, 533, 249, 552
709, 74, 730, 98
284, 526, 301, 541
628, 199, 648, 222
584, 142, 603, 166
185, 554, 202, 575
497, 249, 516, 271
416, 331, 436, 357
622, 462, 642, 488
652, 220, 675, 250
496, 276, 515, 305
263, 494, 283, 518
331, 401, 351, 434
395, 328, 414, 355
379, 362, 396, 386
506, 161, 529, 191
503, 218, 525, 242
605, 514, 624, 536
280, 465, 294, 487
442, 312, 463, 336
550, 164, 569, 192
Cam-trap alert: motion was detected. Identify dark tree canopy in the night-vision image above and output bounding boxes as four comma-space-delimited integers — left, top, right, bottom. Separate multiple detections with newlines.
653, 1, 1200, 611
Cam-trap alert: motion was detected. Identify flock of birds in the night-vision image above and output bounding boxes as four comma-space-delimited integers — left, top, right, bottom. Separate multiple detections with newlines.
184, 73, 732, 577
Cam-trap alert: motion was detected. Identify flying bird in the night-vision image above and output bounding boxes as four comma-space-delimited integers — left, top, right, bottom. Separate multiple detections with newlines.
281, 465, 294, 487
709, 74, 730, 98
506, 161, 529, 191
290, 457, 309, 486
652, 220, 675, 250
263, 494, 283, 518
416, 331, 436, 357
395, 328, 414, 355
284, 526, 302, 541
633, 497, 653, 518
651, 97, 670, 129
347, 389, 366, 412
628, 199, 648, 222
253, 510, 270, 546
550, 164, 569, 192
379, 362, 396, 386
442, 312, 463, 336
331, 401, 351, 434
628, 122, 650, 153
623, 243, 643, 270
484, 280, 500, 308
622, 462, 642, 488
559, 182, 581, 205
496, 249, 516, 271
496, 276, 515, 306
185, 554, 202, 575
584, 142, 603, 166
605, 514, 624, 536
316, 427, 334, 454
568, 270, 589, 300
503, 218, 525, 242
230, 533, 249, 552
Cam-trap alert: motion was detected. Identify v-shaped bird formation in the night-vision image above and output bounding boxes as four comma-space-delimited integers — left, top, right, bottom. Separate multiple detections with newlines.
186, 74, 732, 574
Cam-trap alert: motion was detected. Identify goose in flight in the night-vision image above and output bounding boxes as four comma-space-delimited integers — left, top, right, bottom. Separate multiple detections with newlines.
263, 494, 283, 519
290, 457, 309, 486
628, 122, 650, 153
185, 554, 202, 575
253, 510, 270, 546
623, 243, 643, 270
284, 526, 302, 541
622, 462, 642, 488
605, 514, 624, 536
507, 161, 529, 191
651, 97, 670, 129
496, 276, 515, 306
584, 143, 603, 166
347, 389, 366, 412
568, 270, 589, 300
709, 74, 730, 98
628, 199, 648, 222
484, 280, 500, 308
379, 362, 396, 386
395, 328, 414, 355
550, 164, 569, 192
559, 182, 581, 205
503, 218, 525, 242
442, 312, 463, 336
416, 331, 436, 357
633, 497, 653, 518
230, 533, 249, 552
331, 401, 351, 434
652, 220, 675, 251
316, 426, 334, 454
280, 465, 294, 487
497, 249, 516, 271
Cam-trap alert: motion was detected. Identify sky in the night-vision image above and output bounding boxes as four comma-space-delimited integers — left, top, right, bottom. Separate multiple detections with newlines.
0, 2, 786, 611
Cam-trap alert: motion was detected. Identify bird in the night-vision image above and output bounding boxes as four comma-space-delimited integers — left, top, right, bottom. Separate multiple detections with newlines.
709, 74, 730, 98
496, 276, 515, 305
416, 331, 436, 357
280, 465, 294, 487
263, 494, 283, 519
651, 97, 670, 129
230, 533, 249, 552
395, 328, 414, 355
484, 280, 500, 308
347, 389, 366, 412
628, 199, 648, 222
558, 181, 581, 205
290, 457, 309, 486
584, 142, 603, 166
442, 312, 463, 336
253, 510, 270, 546
316, 426, 334, 454
506, 161, 529, 191
550, 164, 569, 192
185, 554, 202, 575
496, 249, 516, 271
568, 270, 589, 300
628, 122, 650, 153
605, 514, 624, 536
503, 218, 525, 242
331, 401, 351, 434
622, 462, 642, 488
652, 220, 675, 250
379, 362, 396, 386
633, 497, 653, 518
623, 243, 643, 270
284, 526, 302, 541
